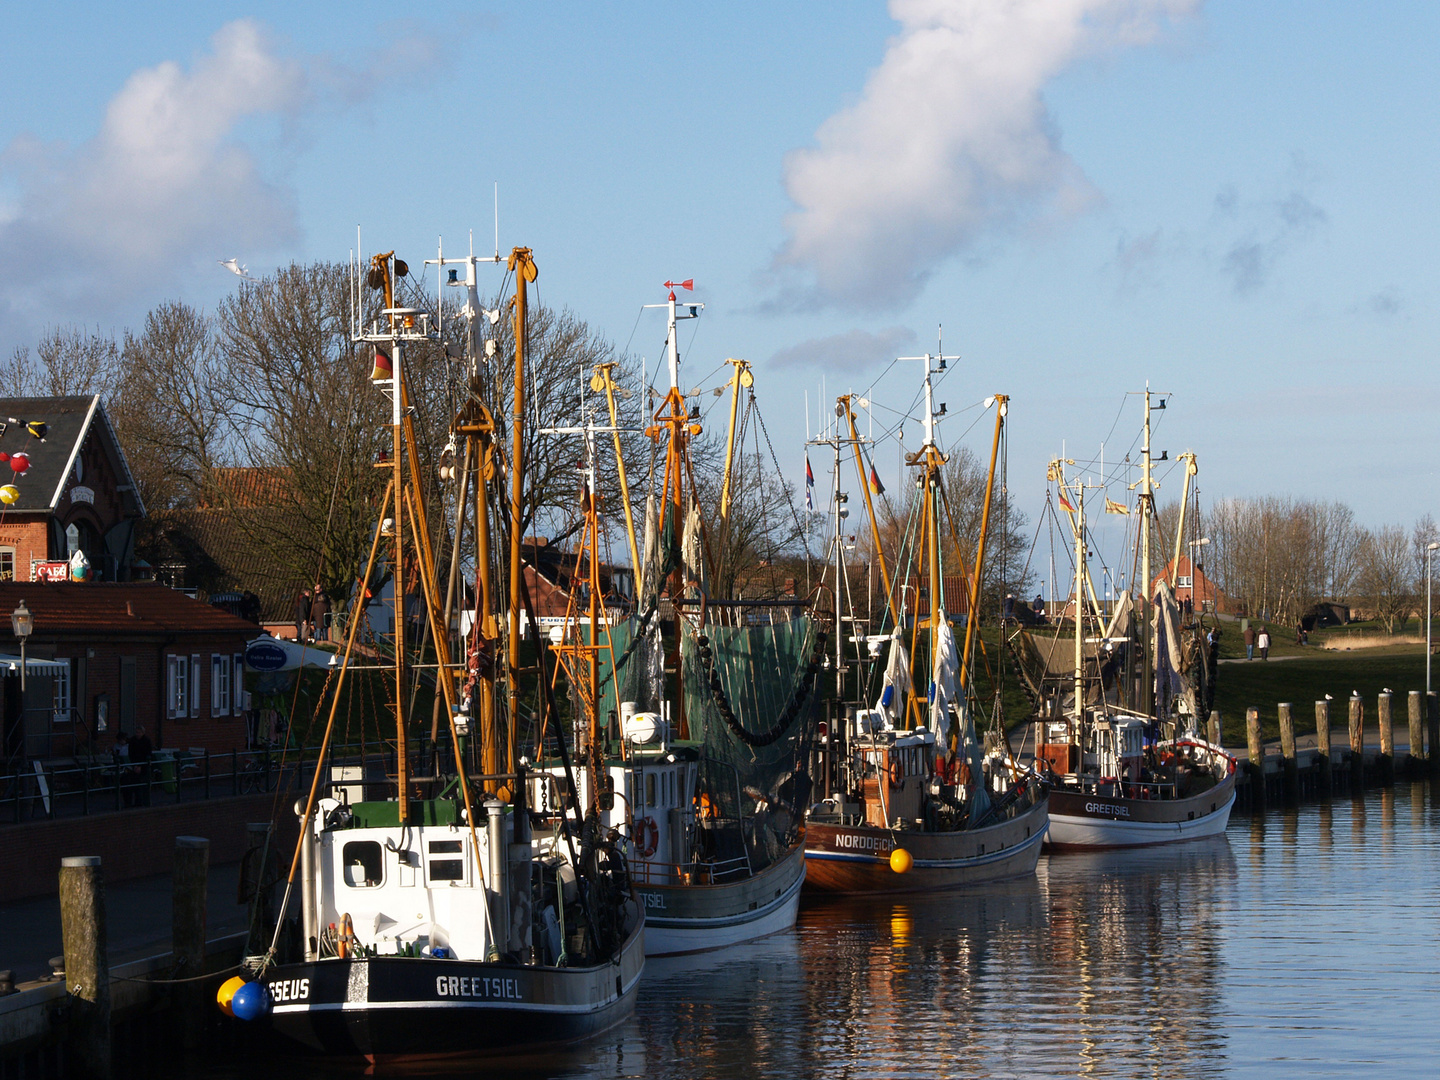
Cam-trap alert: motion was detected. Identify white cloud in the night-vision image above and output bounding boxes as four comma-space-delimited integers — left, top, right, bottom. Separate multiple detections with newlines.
769, 326, 918, 373
0, 18, 462, 344
775, 0, 1200, 310
0, 21, 305, 330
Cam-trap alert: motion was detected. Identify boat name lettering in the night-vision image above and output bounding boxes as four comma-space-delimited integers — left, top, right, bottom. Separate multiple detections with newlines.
640, 891, 666, 910
1084, 801, 1131, 817
436, 975, 524, 1000
272, 978, 309, 1002
834, 833, 887, 851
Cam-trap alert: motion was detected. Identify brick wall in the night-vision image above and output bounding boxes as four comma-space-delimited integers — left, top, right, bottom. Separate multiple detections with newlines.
0, 795, 301, 902
0, 517, 50, 581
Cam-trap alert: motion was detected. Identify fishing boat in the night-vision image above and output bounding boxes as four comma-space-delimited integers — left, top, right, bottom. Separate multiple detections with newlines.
1011, 388, 1235, 849
804, 347, 1049, 894
229, 246, 642, 1060
526, 285, 811, 955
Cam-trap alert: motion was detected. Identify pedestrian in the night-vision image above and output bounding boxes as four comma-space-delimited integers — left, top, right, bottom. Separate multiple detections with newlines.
1033, 593, 1046, 624
310, 586, 331, 644
113, 731, 132, 806
1257, 626, 1270, 661
129, 725, 153, 806
1243, 623, 1256, 661
294, 588, 311, 642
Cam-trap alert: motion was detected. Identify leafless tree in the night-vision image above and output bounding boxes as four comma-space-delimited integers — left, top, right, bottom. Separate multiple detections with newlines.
1357, 523, 1413, 633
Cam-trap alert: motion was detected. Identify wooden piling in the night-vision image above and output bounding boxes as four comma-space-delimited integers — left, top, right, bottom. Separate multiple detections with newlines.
59, 855, 110, 1080
1377, 692, 1394, 785
1348, 693, 1364, 791
1315, 699, 1332, 799
1408, 691, 1424, 775
173, 836, 209, 1049
1208, 710, 1222, 747
1246, 706, 1265, 812
1277, 702, 1298, 802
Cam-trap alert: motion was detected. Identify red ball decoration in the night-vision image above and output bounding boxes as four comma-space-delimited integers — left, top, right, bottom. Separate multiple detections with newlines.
9, 453, 29, 474
0, 452, 10, 464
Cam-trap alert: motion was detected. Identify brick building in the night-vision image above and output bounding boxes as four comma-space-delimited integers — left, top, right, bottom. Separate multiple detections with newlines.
0, 582, 258, 767
0, 396, 144, 583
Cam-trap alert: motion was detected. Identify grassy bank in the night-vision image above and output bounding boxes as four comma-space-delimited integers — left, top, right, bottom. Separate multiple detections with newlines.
1213, 643, 1430, 747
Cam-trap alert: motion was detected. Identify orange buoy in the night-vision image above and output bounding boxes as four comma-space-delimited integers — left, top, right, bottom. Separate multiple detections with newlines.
889, 847, 914, 874
217, 974, 246, 1016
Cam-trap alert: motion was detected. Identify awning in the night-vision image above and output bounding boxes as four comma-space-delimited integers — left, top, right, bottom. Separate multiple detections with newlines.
0, 654, 71, 676
244, 635, 336, 672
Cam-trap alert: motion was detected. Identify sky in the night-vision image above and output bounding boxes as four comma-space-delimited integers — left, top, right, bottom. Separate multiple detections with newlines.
2, 1, 1436, 577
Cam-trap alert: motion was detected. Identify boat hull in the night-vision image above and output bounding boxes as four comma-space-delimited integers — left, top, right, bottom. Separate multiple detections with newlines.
634, 841, 805, 956
1045, 770, 1237, 849
260, 905, 644, 1060
802, 795, 1049, 895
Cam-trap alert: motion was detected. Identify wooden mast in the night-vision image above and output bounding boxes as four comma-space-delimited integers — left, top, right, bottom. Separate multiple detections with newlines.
506, 248, 537, 788
957, 395, 1006, 694
839, 394, 894, 628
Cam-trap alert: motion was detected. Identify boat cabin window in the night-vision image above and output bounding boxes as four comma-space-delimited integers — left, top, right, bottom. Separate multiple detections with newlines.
428, 839, 465, 882
646, 772, 657, 808
343, 841, 383, 888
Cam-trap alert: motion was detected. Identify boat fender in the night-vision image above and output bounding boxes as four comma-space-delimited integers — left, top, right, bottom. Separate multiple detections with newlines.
216, 975, 246, 1016
231, 980, 270, 1021
633, 816, 659, 859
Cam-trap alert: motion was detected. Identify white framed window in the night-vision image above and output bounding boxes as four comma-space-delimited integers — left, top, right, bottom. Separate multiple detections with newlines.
211, 654, 231, 716
52, 659, 71, 722
190, 654, 201, 717
167, 655, 189, 719
233, 653, 245, 715
1178, 575, 1194, 588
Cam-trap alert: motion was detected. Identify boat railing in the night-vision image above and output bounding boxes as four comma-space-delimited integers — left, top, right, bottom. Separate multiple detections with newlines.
631, 853, 751, 886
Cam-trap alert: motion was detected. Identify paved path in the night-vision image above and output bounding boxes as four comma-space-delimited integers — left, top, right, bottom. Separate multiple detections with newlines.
0, 861, 251, 986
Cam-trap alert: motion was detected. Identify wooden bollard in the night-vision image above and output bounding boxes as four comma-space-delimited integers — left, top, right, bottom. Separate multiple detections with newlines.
1277, 702, 1298, 802
1208, 710, 1222, 747
174, 836, 209, 1049
1429, 693, 1440, 778
1408, 691, 1424, 774
1348, 692, 1364, 791
1315, 699, 1333, 799
59, 855, 111, 1080
1246, 706, 1265, 811
1377, 692, 1394, 785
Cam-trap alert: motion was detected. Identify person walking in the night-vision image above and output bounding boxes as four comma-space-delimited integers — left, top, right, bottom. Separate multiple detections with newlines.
294, 588, 311, 642
1243, 623, 1256, 661
310, 587, 331, 645
1257, 626, 1271, 661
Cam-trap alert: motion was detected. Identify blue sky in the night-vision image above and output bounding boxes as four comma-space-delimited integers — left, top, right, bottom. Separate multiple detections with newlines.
2, 1, 1435, 561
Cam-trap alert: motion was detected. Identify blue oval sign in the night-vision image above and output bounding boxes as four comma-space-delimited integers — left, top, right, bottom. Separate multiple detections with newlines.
244, 641, 288, 672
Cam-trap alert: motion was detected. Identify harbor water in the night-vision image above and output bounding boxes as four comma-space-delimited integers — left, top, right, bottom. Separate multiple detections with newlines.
198, 783, 1437, 1078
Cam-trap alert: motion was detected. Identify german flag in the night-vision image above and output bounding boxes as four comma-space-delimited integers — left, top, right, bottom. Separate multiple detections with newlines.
869, 464, 885, 496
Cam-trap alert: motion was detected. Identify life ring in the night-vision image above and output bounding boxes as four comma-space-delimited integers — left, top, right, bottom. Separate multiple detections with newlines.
633, 816, 659, 859
887, 759, 904, 786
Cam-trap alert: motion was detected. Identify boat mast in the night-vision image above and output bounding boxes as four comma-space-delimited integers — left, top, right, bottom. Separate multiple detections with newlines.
1140, 387, 1154, 719
506, 248, 537, 787
958, 395, 1006, 694
897, 344, 959, 730
1073, 477, 1086, 721
838, 395, 894, 629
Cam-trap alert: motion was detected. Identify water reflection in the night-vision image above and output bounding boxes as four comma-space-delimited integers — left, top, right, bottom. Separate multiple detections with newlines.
174, 785, 1440, 1080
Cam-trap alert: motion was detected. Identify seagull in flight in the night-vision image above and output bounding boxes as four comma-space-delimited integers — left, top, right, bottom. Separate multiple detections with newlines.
219, 258, 258, 282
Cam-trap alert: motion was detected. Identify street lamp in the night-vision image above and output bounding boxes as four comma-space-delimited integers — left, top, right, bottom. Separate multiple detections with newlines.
11, 600, 32, 691
1427, 542, 1439, 695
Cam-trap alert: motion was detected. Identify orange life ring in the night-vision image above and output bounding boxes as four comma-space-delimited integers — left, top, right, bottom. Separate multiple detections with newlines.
887, 759, 903, 786
633, 816, 659, 859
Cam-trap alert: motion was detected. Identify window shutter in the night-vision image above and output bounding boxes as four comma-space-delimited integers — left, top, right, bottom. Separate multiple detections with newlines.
211, 655, 222, 714
233, 653, 245, 715
190, 654, 201, 717
166, 656, 177, 720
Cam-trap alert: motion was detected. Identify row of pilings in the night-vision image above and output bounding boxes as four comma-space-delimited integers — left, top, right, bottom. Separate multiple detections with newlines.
1226, 689, 1440, 813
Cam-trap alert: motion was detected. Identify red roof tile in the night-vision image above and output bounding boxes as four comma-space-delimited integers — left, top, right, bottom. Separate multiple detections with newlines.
0, 582, 258, 638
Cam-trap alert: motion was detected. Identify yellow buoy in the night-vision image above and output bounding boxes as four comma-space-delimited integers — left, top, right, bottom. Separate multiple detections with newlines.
217, 974, 247, 1016
889, 847, 913, 874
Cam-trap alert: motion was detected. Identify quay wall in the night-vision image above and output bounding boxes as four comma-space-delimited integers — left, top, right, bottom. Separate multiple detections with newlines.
0, 795, 295, 903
